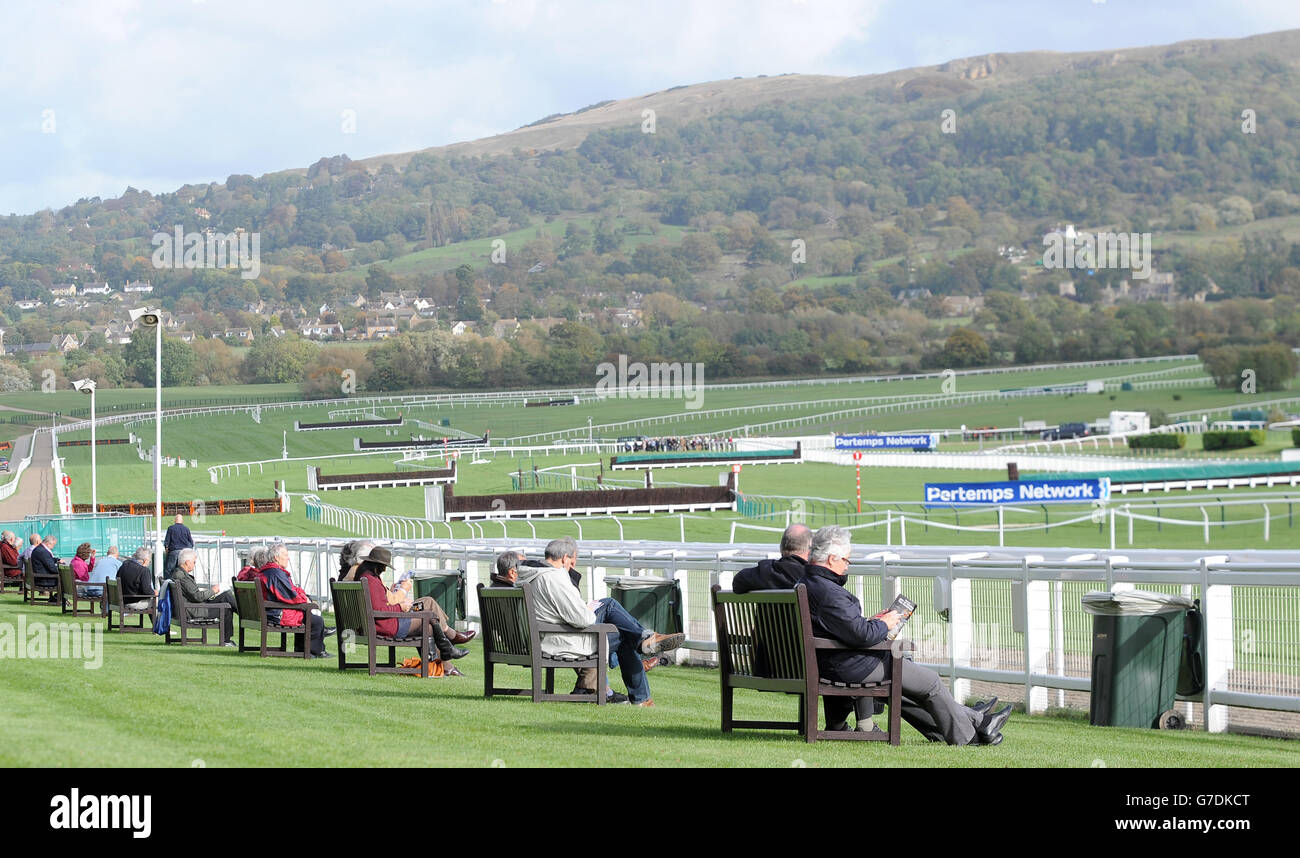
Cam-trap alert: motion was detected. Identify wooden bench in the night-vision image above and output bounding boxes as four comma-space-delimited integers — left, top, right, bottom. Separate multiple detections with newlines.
236, 579, 317, 658
165, 580, 229, 646
329, 578, 442, 676
476, 581, 617, 704
59, 564, 105, 618
232, 581, 266, 653
0, 552, 21, 595
105, 577, 156, 633
711, 583, 904, 744
23, 556, 57, 606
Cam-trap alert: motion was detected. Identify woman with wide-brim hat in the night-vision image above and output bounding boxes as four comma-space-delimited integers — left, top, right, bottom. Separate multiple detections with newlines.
355, 546, 471, 674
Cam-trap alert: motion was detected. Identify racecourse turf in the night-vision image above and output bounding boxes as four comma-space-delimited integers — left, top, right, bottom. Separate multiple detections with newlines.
1, 597, 1295, 768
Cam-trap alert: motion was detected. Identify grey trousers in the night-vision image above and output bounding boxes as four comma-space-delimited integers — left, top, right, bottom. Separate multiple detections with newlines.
824, 659, 983, 745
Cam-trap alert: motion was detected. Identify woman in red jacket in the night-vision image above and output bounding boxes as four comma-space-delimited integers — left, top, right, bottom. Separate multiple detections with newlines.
258, 543, 328, 657
0, 531, 21, 581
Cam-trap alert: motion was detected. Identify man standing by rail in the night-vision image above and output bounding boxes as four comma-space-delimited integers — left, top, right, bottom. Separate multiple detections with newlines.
163, 514, 193, 580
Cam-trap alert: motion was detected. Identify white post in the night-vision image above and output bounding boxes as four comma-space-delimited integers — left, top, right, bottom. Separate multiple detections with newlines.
1109, 508, 1115, 551
886, 509, 892, 546
1026, 573, 1051, 714
1053, 580, 1066, 708
998, 507, 1004, 547
1204, 580, 1233, 733
950, 574, 972, 702
679, 513, 685, 543
1127, 503, 1133, 545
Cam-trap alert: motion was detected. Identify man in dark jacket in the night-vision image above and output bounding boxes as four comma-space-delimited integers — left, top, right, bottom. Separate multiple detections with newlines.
801, 525, 1012, 745
172, 548, 238, 647
732, 524, 810, 593
117, 547, 158, 610
31, 534, 60, 603
163, 514, 193, 580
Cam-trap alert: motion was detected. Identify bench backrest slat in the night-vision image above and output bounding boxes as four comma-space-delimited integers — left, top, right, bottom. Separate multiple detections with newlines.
232, 581, 260, 617
714, 587, 808, 681
478, 585, 533, 658
330, 580, 368, 637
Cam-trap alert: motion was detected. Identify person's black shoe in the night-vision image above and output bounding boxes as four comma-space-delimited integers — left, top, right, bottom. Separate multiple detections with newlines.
856, 722, 885, 734
323, 627, 336, 637
313, 651, 331, 659
969, 696, 999, 715
443, 646, 470, 660
607, 690, 630, 704
977, 704, 1012, 745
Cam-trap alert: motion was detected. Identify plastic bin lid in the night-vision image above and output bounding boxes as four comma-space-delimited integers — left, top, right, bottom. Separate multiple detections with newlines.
1081, 588, 1195, 616
411, 570, 461, 579
603, 575, 674, 588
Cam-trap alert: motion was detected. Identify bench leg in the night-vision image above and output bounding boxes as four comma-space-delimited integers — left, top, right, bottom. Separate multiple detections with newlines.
721, 685, 733, 732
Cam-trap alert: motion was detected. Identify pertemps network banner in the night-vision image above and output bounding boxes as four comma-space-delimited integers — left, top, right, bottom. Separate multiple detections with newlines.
924, 478, 1111, 507
835, 433, 939, 451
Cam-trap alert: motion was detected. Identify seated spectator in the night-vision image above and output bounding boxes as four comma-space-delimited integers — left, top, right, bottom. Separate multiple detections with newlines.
70, 542, 99, 597
800, 525, 1011, 744
71, 543, 96, 581
18, 532, 40, 567
31, 534, 60, 603
87, 546, 122, 598
354, 546, 468, 673
257, 543, 328, 658
516, 536, 684, 707
732, 524, 811, 593
235, 546, 268, 582
1, 531, 21, 580
493, 549, 628, 701
172, 548, 239, 647
337, 539, 375, 582
117, 547, 158, 610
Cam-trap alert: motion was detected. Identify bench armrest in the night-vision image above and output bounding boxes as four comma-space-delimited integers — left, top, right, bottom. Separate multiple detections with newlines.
183, 601, 231, 612
370, 608, 439, 619
263, 600, 320, 613
536, 622, 618, 635
813, 636, 915, 653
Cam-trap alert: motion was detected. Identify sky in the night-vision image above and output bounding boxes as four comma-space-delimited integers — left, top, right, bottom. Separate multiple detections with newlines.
2, 0, 1298, 216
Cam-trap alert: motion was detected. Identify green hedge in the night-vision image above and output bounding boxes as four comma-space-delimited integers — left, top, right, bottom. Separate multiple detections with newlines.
1293, 428, 1300, 447
1128, 433, 1186, 450
1203, 429, 1267, 451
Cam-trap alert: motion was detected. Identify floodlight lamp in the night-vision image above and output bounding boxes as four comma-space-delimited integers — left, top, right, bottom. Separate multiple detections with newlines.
72, 378, 96, 394
129, 307, 161, 327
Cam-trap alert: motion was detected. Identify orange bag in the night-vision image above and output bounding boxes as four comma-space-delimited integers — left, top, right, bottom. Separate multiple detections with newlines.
401, 656, 445, 677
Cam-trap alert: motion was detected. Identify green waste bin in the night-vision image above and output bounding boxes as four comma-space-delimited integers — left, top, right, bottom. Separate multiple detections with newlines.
1082, 589, 1194, 729
412, 569, 467, 627
604, 575, 683, 636
439, 418, 450, 427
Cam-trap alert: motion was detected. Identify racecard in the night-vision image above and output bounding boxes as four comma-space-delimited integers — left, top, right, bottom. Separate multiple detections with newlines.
924, 478, 1111, 506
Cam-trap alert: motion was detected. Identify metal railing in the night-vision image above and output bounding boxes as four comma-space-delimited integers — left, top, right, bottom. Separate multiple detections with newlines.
186, 534, 1300, 734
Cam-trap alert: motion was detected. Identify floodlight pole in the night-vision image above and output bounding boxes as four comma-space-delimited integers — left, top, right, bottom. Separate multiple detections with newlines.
154, 318, 163, 573
89, 386, 97, 511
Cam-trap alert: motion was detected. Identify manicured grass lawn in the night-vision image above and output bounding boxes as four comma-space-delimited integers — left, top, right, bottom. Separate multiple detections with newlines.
1, 597, 1294, 768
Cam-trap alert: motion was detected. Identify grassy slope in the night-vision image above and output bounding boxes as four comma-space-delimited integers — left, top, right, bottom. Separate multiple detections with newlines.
0, 599, 1294, 768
